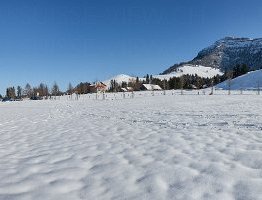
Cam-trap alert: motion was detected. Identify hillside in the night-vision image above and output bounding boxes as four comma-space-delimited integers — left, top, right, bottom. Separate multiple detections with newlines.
154, 65, 223, 80
103, 65, 223, 87
102, 74, 139, 88
216, 69, 262, 90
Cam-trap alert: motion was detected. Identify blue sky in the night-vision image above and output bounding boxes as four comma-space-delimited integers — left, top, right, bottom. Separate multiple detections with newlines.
1, 0, 262, 94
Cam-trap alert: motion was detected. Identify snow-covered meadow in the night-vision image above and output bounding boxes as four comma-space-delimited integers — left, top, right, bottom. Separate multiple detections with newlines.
0, 91, 261, 200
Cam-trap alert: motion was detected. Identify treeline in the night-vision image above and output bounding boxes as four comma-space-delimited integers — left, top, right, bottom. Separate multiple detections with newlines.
229, 64, 250, 79
144, 64, 252, 91
1, 81, 97, 99
1, 64, 253, 99
3, 82, 62, 100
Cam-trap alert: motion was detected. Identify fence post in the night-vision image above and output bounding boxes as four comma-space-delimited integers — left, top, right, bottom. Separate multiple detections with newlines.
258, 81, 260, 95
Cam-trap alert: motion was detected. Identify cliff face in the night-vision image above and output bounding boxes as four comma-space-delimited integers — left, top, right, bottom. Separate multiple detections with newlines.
163, 37, 262, 74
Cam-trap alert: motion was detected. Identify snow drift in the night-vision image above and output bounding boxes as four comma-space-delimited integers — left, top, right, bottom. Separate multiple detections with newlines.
0, 93, 261, 199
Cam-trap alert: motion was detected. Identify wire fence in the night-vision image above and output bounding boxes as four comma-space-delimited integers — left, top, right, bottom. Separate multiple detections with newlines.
49, 88, 261, 102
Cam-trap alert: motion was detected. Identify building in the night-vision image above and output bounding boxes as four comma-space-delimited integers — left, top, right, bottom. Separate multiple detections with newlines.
90, 82, 107, 93
120, 87, 134, 92
120, 88, 128, 92
126, 87, 134, 92
141, 84, 162, 91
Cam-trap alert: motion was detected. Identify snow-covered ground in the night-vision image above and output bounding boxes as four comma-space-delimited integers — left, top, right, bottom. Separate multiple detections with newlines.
216, 69, 262, 90
0, 91, 261, 200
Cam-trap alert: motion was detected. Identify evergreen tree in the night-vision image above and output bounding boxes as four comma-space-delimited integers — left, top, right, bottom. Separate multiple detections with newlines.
145, 74, 150, 84
6, 87, 16, 99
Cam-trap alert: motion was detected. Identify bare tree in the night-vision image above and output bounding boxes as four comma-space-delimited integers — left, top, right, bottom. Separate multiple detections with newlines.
6, 87, 16, 99
24, 83, 32, 98
37, 83, 45, 97
51, 82, 60, 98
67, 82, 74, 95
17, 86, 22, 99
44, 85, 49, 98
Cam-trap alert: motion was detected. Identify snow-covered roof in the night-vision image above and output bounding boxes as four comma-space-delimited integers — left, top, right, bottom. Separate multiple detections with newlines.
143, 84, 162, 90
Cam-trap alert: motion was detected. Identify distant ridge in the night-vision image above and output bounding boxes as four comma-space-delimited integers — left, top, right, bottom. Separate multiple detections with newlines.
163, 37, 262, 74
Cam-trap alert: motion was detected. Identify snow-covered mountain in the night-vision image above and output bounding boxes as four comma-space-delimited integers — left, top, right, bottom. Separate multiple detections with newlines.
163, 37, 262, 74
216, 69, 262, 90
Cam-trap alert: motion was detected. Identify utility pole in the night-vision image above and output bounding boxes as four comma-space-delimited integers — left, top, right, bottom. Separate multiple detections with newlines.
180, 76, 184, 95
227, 71, 233, 95
210, 78, 214, 95
163, 79, 166, 95
258, 81, 260, 95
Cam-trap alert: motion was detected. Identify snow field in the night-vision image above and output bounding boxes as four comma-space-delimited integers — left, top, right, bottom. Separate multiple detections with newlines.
60, 89, 261, 102
0, 93, 261, 199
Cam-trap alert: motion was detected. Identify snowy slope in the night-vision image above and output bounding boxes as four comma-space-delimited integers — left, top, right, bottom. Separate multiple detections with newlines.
102, 74, 137, 88
103, 65, 223, 87
0, 94, 261, 199
216, 69, 262, 90
155, 64, 223, 80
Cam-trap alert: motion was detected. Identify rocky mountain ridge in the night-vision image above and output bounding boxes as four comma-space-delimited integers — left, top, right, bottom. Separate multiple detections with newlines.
163, 37, 262, 74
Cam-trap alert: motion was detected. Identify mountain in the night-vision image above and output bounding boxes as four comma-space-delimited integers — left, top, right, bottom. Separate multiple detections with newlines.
216, 69, 262, 90
163, 37, 262, 74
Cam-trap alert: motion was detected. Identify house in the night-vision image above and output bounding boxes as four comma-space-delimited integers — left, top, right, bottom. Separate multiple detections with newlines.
126, 87, 134, 92
141, 84, 162, 91
120, 88, 128, 92
90, 82, 107, 93
120, 87, 134, 92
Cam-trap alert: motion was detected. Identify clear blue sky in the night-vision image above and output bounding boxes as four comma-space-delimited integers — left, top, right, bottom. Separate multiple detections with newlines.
1, 0, 262, 94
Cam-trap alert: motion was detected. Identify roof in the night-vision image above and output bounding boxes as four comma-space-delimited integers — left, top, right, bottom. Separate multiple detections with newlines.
121, 88, 128, 92
142, 84, 162, 90
90, 82, 107, 87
